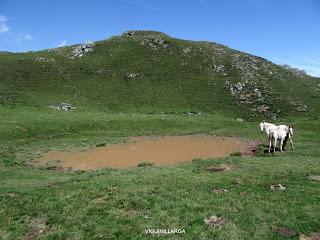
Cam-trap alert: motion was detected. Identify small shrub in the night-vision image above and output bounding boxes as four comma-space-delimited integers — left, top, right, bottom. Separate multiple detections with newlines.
230, 151, 242, 157
192, 158, 203, 162
137, 162, 154, 167
205, 164, 233, 172
95, 143, 106, 147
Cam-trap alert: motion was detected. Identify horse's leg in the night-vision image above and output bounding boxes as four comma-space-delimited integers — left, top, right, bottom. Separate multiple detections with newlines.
273, 138, 277, 153
280, 138, 284, 152
268, 137, 272, 153
289, 136, 294, 150
283, 134, 288, 151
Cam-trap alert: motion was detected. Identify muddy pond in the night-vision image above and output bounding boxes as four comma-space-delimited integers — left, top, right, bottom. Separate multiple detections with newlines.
38, 136, 256, 170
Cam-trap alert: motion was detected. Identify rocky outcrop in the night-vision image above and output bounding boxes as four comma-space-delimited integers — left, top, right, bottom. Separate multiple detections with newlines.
279, 64, 307, 76
71, 41, 95, 58
140, 37, 168, 50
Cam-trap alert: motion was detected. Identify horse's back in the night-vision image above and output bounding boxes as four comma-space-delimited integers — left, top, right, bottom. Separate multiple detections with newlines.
278, 125, 289, 131
270, 127, 287, 139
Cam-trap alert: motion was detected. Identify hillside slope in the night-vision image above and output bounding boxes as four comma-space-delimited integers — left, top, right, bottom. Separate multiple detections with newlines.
0, 30, 319, 119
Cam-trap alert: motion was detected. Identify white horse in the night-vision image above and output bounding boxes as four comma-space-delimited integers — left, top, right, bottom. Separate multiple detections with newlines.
268, 125, 293, 153
259, 121, 294, 151
259, 121, 288, 135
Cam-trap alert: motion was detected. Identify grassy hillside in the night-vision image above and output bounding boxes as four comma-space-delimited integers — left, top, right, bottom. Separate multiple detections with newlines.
1, 30, 319, 119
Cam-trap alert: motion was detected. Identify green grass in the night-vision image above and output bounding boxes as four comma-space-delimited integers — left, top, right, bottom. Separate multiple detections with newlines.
0, 107, 320, 239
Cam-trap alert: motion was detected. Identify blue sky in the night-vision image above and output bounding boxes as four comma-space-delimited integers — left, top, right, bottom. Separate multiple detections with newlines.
0, 0, 319, 76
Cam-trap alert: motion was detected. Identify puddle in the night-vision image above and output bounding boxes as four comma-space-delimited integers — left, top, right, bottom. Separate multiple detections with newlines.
37, 136, 255, 170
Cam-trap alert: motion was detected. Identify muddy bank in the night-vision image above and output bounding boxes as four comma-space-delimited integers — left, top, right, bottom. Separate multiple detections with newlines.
36, 136, 257, 170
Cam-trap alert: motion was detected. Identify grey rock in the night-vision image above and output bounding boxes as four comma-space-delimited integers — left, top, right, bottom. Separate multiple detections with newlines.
204, 216, 226, 227
48, 103, 76, 111
270, 184, 286, 191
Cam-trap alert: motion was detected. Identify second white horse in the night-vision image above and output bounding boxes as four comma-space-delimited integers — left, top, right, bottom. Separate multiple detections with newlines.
268, 125, 294, 153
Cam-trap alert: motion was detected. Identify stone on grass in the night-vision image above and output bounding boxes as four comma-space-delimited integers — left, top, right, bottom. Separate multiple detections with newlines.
48, 103, 76, 111
307, 175, 320, 181
270, 184, 286, 191
240, 191, 249, 196
128, 73, 140, 79
137, 162, 154, 167
211, 188, 229, 193
204, 216, 226, 227
300, 233, 320, 240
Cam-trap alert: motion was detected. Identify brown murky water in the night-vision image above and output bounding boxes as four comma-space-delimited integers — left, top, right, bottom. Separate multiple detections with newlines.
38, 136, 253, 170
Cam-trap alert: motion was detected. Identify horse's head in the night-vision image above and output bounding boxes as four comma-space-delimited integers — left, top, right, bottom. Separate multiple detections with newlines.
288, 125, 294, 136
259, 121, 265, 132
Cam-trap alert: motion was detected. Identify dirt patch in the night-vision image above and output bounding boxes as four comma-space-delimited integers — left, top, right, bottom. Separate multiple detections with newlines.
240, 191, 249, 196
205, 164, 234, 172
92, 197, 105, 204
273, 226, 297, 238
240, 140, 260, 156
300, 233, 320, 240
211, 188, 229, 193
37, 136, 257, 170
45, 166, 73, 173
16, 126, 28, 132
44, 181, 56, 188
204, 216, 226, 227
25, 217, 53, 240
4, 192, 18, 197
307, 175, 320, 181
